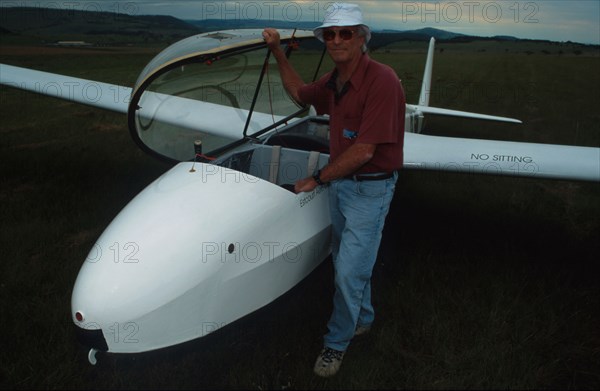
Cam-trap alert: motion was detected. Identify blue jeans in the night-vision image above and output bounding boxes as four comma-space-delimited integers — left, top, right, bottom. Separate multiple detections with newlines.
324, 172, 398, 352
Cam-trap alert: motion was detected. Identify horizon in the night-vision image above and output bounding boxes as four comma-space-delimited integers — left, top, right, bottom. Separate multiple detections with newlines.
1, 1, 599, 45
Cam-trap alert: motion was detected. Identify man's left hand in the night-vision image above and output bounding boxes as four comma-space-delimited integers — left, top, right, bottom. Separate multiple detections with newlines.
294, 177, 318, 193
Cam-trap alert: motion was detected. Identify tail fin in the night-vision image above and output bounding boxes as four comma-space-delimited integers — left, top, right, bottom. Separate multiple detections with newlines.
418, 37, 436, 107
408, 37, 521, 133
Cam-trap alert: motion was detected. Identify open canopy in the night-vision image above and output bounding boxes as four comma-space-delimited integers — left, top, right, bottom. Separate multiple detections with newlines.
127, 29, 325, 162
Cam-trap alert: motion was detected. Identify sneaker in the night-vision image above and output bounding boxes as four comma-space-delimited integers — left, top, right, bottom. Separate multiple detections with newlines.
313, 347, 345, 377
354, 324, 371, 337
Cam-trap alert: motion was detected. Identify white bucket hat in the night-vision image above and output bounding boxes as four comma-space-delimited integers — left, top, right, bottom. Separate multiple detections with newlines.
313, 3, 371, 44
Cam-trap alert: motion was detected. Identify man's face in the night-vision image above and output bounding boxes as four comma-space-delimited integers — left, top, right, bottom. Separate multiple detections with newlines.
322, 26, 365, 65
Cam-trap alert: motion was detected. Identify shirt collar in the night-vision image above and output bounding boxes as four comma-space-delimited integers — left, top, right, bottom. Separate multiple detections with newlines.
325, 53, 370, 103
347, 52, 370, 91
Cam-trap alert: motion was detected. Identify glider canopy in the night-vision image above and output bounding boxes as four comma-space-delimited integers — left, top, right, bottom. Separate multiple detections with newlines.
127, 29, 324, 162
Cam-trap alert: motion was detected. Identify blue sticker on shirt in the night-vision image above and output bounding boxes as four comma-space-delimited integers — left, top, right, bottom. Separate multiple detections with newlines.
343, 128, 358, 139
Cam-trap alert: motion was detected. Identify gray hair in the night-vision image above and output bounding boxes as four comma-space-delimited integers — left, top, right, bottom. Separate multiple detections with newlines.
357, 25, 369, 53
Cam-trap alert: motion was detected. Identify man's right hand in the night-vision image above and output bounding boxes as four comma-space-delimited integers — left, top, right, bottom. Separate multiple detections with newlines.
262, 28, 281, 51
261, 27, 305, 105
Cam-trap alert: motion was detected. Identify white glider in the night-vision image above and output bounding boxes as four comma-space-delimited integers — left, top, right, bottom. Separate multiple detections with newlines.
1, 29, 598, 364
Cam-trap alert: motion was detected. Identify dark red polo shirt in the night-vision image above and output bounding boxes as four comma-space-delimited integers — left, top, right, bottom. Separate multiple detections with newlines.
298, 53, 405, 174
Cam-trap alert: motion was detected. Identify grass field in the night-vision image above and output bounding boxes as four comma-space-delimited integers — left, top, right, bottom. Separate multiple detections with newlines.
1, 38, 599, 389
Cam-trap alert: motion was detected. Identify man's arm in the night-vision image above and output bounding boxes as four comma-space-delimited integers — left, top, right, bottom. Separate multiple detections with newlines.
294, 143, 377, 193
262, 28, 306, 105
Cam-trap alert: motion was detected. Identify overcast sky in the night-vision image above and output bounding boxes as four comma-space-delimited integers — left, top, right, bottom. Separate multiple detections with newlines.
2, 0, 599, 44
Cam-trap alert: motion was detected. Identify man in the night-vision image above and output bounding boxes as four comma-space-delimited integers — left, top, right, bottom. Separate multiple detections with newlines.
263, 2, 405, 377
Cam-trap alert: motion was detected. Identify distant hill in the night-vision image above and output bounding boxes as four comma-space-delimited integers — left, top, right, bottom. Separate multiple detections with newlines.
1, 6, 595, 49
0, 7, 505, 46
185, 20, 521, 48
186, 21, 470, 42
378, 27, 468, 40
492, 35, 519, 41
0, 7, 200, 44
186, 19, 321, 31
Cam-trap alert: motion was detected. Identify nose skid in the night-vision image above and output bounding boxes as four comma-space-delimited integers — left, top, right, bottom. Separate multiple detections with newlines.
72, 324, 107, 365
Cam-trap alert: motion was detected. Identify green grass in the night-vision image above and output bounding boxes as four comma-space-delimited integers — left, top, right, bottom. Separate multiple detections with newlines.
1, 40, 599, 389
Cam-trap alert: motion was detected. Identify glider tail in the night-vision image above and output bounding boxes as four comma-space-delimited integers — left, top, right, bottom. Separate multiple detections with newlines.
418, 37, 435, 107
407, 37, 521, 133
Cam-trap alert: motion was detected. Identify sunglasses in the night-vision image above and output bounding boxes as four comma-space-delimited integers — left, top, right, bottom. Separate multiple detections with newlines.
322, 29, 357, 41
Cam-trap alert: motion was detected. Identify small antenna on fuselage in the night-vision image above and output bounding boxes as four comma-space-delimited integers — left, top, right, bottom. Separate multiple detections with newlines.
189, 140, 203, 173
